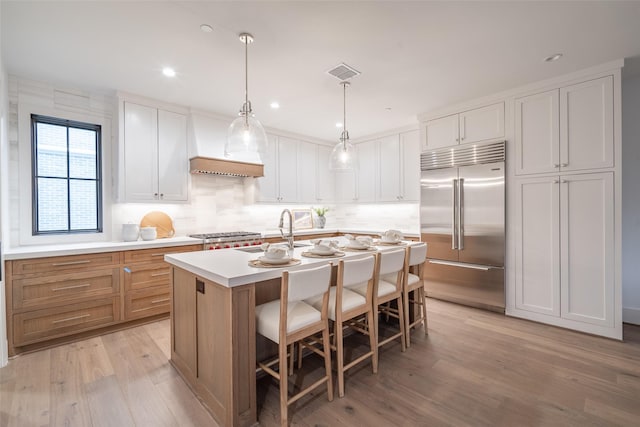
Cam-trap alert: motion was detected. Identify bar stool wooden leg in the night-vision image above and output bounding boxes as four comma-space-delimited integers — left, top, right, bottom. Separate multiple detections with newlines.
289, 343, 295, 375
421, 287, 429, 335
397, 295, 407, 352
322, 322, 334, 401
336, 320, 346, 397
367, 309, 378, 374
403, 288, 412, 348
279, 342, 288, 427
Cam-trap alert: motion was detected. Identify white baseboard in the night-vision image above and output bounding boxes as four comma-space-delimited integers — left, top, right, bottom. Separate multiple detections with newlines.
623, 307, 640, 325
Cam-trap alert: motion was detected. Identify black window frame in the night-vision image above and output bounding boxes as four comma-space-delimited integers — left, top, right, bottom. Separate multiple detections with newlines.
31, 114, 103, 235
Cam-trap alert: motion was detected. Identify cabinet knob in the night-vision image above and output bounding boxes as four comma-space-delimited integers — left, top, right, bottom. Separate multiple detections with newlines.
553, 180, 560, 184
154, 193, 159, 198
160, 193, 164, 198
561, 163, 568, 167
554, 164, 560, 168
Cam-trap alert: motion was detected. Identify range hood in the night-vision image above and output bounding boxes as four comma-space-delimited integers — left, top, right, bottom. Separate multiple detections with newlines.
190, 156, 263, 177
188, 111, 264, 178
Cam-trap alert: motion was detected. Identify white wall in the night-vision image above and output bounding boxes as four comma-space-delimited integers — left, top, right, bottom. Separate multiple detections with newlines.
622, 73, 640, 325
1, 0, 10, 366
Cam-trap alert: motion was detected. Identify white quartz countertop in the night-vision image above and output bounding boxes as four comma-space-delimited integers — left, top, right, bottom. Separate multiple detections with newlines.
3, 236, 203, 260
165, 237, 419, 287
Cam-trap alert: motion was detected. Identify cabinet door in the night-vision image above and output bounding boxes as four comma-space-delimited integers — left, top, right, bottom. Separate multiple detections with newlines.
124, 102, 158, 201
560, 172, 614, 327
277, 136, 298, 202
424, 114, 459, 150
459, 102, 504, 144
256, 134, 279, 202
355, 141, 377, 202
334, 171, 356, 202
158, 109, 188, 201
378, 135, 401, 201
171, 268, 197, 377
316, 145, 335, 202
514, 176, 560, 317
297, 141, 317, 203
515, 90, 560, 175
400, 130, 421, 201
560, 76, 614, 172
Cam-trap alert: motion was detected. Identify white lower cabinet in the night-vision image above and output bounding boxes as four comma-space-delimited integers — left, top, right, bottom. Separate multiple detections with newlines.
515, 172, 615, 329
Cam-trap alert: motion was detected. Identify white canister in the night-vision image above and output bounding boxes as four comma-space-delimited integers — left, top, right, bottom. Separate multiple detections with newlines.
122, 223, 139, 242
140, 226, 157, 241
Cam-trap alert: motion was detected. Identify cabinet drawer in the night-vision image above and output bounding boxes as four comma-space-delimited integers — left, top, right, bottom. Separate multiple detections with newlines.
13, 268, 119, 310
125, 287, 171, 320
124, 244, 201, 264
124, 263, 171, 292
13, 297, 120, 346
11, 252, 121, 276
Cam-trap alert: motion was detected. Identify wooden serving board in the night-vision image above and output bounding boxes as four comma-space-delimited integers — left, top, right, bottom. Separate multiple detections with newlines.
139, 211, 175, 238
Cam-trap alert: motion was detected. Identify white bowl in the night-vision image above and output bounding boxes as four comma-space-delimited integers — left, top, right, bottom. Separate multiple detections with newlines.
264, 246, 289, 259
140, 226, 157, 241
311, 245, 335, 255
258, 256, 291, 265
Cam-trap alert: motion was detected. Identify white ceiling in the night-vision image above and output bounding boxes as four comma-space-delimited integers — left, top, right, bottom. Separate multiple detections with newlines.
3, 1, 640, 143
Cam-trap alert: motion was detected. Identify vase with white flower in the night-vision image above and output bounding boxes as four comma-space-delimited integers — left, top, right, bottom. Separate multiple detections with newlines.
312, 207, 329, 229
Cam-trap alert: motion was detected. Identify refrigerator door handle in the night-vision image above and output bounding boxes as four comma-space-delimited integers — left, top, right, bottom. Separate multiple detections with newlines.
452, 179, 458, 249
458, 178, 464, 250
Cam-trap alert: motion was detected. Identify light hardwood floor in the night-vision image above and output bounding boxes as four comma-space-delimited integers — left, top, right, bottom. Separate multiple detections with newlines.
1, 299, 640, 426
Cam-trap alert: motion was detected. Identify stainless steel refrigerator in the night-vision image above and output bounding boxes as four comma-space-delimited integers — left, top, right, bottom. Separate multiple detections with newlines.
420, 140, 505, 312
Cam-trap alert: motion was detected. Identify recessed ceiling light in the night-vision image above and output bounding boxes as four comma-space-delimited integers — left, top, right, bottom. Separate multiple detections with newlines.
200, 24, 213, 33
336, 122, 343, 128
162, 67, 176, 77
270, 102, 280, 109
544, 53, 563, 63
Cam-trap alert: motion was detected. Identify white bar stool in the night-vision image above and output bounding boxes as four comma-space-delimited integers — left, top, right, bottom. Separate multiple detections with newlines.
255, 264, 334, 426
305, 255, 378, 398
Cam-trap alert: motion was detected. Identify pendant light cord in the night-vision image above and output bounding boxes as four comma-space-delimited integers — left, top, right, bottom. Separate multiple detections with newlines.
244, 35, 249, 127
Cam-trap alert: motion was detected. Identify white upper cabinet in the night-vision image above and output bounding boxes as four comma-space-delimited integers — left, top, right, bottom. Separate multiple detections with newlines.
400, 130, 421, 201
515, 76, 614, 175
560, 76, 614, 172
316, 145, 335, 203
277, 136, 298, 202
334, 171, 356, 202
297, 140, 317, 204
423, 102, 504, 150
355, 140, 378, 202
255, 134, 279, 202
515, 89, 560, 175
378, 130, 420, 202
122, 101, 188, 202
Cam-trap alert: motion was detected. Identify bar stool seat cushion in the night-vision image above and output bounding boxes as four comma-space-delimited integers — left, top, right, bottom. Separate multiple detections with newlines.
406, 272, 421, 287
353, 278, 396, 298
306, 287, 366, 321
256, 300, 321, 344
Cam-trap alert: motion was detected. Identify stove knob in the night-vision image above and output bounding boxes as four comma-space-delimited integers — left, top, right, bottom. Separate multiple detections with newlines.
208, 246, 214, 250
224, 244, 230, 249
255, 241, 262, 245
243, 242, 250, 246
234, 243, 240, 247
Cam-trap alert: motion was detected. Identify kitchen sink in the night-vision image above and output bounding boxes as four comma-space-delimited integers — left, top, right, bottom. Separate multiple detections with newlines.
234, 242, 311, 253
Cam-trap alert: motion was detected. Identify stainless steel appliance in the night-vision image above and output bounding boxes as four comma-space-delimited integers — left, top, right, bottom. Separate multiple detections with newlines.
420, 140, 505, 312
189, 231, 263, 250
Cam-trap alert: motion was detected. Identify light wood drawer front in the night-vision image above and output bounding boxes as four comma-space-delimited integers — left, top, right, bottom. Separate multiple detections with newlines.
124, 244, 201, 264
125, 288, 171, 320
13, 297, 120, 346
124, 263, 171, 292
12, 252, 121, 276
13, 268, 119, 310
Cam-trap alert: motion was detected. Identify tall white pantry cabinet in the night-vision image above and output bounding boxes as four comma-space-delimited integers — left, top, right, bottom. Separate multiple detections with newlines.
510, 65, 622, 339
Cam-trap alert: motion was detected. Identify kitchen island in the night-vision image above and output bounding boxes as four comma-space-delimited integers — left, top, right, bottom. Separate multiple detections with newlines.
164, 237, 414, 427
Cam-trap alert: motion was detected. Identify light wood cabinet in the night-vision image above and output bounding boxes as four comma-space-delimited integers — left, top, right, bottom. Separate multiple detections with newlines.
423, 103, 504, 150
514, 172, 614, 327
6, 244, 201, 355
122, 101, 188, 202
515, 76, 614, 175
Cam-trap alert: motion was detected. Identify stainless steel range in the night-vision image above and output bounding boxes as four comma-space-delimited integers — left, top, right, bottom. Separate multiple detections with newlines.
189, 231, 263, 250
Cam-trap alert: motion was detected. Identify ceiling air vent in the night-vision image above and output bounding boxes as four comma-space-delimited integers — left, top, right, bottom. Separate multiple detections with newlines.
326, 62, 361, 81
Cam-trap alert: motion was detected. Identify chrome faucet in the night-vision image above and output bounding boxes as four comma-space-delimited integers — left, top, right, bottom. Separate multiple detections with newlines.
278, 209, 294, 250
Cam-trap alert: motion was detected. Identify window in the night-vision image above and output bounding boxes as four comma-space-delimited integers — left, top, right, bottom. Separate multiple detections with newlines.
31, 114, 102, 235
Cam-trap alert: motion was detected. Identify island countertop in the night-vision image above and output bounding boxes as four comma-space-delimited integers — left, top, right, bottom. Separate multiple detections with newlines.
164, 237, 415, 287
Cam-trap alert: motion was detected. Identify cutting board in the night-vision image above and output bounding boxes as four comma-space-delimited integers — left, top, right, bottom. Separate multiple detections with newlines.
139, 211, 175, 238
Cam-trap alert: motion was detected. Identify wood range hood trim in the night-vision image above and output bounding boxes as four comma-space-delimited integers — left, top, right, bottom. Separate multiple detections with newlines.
189, 156, 264, 178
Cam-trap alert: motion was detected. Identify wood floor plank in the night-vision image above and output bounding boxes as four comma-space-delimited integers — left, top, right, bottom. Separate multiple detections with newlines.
85, 375, 135, 427
7, 349, 51, 427
100, 330, 179, 427
76, 336, 115, 384
49, 342, 92, 427
155, 373, 222, 427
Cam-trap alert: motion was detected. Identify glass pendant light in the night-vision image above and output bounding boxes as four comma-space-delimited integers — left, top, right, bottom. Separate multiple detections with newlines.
225, 33, 268, 158
329, 81, 357, 170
